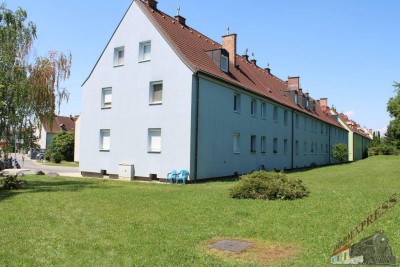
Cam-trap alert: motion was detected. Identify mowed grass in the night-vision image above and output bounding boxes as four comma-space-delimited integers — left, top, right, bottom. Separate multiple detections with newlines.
37, 160, 79, 167
0, 156, 399, 266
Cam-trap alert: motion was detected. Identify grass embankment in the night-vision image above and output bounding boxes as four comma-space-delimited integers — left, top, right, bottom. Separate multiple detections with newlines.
0, 156, 399, 266
37, 160, 79, 167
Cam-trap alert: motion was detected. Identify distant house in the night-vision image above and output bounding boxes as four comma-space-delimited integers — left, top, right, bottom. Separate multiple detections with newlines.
80, 0, 358, 181
35, 115, 78, 150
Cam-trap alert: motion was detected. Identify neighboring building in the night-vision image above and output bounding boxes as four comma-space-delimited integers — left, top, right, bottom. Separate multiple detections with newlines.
74, 116, 81, 162
321, 100, 371, 161
35, 115, 78, 150
80, 0, 351, 181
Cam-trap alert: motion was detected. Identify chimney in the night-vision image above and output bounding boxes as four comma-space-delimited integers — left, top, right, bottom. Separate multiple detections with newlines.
287, 76, 300, 91
222, 34, 237, 66
319, 98, 328, 107
174, 15, 186, 25
146, 0, 158, 9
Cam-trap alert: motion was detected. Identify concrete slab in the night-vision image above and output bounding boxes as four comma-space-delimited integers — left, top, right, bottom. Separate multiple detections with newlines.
208, 240, 253, 253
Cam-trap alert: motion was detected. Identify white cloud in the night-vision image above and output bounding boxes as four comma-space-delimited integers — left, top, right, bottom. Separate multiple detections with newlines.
344, 110, 356, 118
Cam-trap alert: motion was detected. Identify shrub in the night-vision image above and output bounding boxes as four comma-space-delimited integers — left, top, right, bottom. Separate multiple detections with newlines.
51, 151, 63, 163
333, 143, 348, 162
44, 150, 52, 161
229, 171, 309, 200
1, 175, 27, 190
368, 146, 380, 157
368, 145, 399, 156
49, 131, 74, 162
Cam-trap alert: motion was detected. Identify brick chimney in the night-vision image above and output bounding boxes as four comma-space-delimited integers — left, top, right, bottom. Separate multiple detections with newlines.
319, 98, 328, 107
146, 0, 158, 9
174, 15, 186, 25
288, 76, 300, 91
222, 34, 237, 66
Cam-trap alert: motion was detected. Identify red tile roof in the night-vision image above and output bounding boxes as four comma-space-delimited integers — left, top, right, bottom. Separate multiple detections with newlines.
137, 0, 345, 129
338, 113, 371, 139
43, 115, 78, 133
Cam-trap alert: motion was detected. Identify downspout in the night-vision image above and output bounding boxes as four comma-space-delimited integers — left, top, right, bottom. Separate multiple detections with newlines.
291, 110, 294, 169
194, 73, 200, 181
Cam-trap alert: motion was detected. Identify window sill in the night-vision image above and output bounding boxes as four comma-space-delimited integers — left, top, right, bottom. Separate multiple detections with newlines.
101, 107, 112, 110
139, 59, 151, 63
100, 149, 110, 152
149, 102, 162, 106
113, 64, 124, 68
233, 151, 241, 154
148, 151, 161, 154
251, 115, 257, 118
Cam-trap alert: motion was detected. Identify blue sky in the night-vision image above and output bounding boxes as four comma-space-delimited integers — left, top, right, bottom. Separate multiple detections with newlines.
6, 0, 400, 134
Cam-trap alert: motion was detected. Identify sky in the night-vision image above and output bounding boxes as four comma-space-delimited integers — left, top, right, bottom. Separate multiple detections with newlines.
6, 0, 400, 134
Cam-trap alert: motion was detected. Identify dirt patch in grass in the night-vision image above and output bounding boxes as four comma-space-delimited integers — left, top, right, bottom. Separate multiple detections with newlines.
205, 237, 299, 265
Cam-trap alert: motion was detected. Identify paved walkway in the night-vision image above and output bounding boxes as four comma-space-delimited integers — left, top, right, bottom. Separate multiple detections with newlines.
2, 153, 82, 178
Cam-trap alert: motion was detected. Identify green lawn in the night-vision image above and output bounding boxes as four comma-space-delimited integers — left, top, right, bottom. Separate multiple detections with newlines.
37, 160, 79, 167
1, 156, 399, 266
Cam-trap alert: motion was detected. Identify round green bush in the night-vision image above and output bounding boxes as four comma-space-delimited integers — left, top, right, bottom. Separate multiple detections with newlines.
230, 171, 309, 200
44, 149, 52, 161
51, 151, 63, 163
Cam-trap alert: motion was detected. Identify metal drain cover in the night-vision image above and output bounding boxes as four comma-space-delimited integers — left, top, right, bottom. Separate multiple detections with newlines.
208, 240, 253, 253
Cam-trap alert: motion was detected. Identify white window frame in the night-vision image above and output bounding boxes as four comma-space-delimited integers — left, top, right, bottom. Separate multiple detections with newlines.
139, 41, 151, 62
251, 99, 257, 117
148, 128, 161, 153
99, 129, 110, 151
250, 135, 256, 153
261, 102, 266, 119
234, 93, 241, 113
101, 87, 112, 109
149, 81, 163, 105
114, 46, 124, 67
261, 136, 266, 154
221, 54, 229, 72
233, 133, 241, 154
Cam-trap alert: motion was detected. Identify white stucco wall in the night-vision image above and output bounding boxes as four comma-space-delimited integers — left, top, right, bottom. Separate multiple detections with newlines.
80, 1, 193, 178
74, 116, 80, 162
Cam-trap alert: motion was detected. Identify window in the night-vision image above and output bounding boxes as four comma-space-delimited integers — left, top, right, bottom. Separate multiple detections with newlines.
233, 133, 240, 153
304, 117, 307, 130
311, 142, 314, 153
273, 138, 278, 154
326, 125, 328, 136
250, 135, 256, 153
139, 41, 151, 62
114, 47, 124, 66
304, 142, 307, 155
326, 144, 329, 153
221, 54, 229, 72
295, 114, 299, 128
273, 106, 278, 122
148, 128, 161, 152
321, 144, 323, 155
102, 87, 112, 109
99, 129, 110, 151
261, 102, 266, 119
315, 143, 318, 153
284, 110, 288, 126
251, 99, 257, 117
284, 139, 288, 154
149, 81, 163, 104
294, 92, 298, 104
234, 93, 241, 112
261, 136, 266, 153
295, 140, 299, 155
321, 123, 323, 134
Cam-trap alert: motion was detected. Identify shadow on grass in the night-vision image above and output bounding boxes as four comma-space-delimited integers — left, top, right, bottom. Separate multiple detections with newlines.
0, 178, 120, 202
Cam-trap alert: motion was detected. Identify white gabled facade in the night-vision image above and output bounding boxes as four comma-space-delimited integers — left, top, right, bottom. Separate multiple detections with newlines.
80, 1, 194, 179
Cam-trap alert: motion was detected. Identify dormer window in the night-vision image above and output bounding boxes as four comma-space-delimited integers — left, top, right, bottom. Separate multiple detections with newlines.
221, 54, 229, 72
294, 92, 298, 104
306, 98, 310, 109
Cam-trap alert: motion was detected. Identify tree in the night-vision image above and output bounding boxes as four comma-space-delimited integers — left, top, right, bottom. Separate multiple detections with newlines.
0, 4, 71, 158
48, 131, 75, 162
386, 82, 400, 148
332, 143, 348, 163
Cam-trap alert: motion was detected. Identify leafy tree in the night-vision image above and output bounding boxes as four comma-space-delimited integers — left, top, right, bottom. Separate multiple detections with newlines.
48, 131, 74, 162
386, 82, 400, 148
0, 4, 71, 157
332, 143, 348, 163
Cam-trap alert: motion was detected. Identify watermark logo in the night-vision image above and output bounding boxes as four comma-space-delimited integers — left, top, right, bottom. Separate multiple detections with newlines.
331, 193, 398, 265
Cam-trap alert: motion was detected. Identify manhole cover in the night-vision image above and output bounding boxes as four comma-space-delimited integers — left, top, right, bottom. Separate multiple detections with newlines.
208, 240, 253, 253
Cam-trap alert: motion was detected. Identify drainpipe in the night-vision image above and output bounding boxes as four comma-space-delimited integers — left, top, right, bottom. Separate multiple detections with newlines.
193, 73, 200, 181
291, 110, 294, 169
